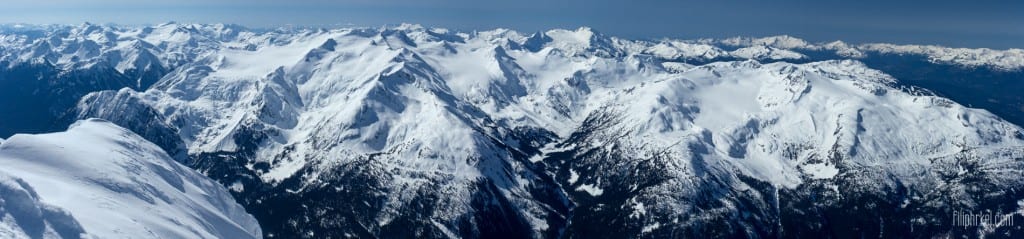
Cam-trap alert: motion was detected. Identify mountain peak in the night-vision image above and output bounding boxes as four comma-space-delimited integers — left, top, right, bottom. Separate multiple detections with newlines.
4, 22, 1024, 238
0, 119, 262, 239
393, 22, 426, 31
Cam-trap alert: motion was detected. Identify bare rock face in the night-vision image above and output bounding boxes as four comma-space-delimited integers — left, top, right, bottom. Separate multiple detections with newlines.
1, 23, 1022, 238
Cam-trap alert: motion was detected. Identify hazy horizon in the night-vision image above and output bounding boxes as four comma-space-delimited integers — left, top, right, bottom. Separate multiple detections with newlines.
1, 0, 1021, 49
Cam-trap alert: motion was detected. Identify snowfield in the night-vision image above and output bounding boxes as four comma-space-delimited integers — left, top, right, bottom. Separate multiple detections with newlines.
1, 23, 1022, 238
0, 119, 261, 239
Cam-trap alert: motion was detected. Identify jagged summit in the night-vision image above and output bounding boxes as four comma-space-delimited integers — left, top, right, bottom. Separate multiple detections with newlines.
2, 23, 1023, 238
55, 23, 1024, 238
2, 23, 1022, 73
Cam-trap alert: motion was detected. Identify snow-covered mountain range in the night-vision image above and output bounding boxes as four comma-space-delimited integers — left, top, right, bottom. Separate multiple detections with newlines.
699, 35, 1024, 70
2, 23, 1023, 238
0, 119, 262, 239
2, 23, 1023, 138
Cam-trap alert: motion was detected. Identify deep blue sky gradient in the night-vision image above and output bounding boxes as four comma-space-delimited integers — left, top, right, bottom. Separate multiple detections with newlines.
1, 0, 1021, 49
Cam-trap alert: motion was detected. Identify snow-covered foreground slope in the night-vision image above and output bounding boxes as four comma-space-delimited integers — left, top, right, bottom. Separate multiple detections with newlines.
0, 119, 262, 239
66, 24, 1024, 238
1, 172, 84, 239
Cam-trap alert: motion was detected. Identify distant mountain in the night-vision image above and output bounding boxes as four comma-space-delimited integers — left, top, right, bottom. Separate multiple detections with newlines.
696, 35, 1024, 128
1, 23, 1023, 238
3, 23, 1022, 136
0, 23, 239, 137
0, 119, 261, 239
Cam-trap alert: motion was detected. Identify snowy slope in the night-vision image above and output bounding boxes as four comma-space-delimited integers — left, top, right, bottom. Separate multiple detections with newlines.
704, 35, 1024, 70
0, 119, 262, 239
602, 59, 1023, 186
0, 22, 239, 76
0, 23, 237, 137
2, 24, 1020, 77
857, 43, 1024, 70
729, 45, 807, 61
1, 171, 85, 239
1, 23, 1019, 141
80, 27, 571, 238
65, 24, 1024, 238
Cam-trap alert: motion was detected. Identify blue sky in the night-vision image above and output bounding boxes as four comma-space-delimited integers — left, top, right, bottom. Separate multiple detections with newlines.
1, 0, 1021, 49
